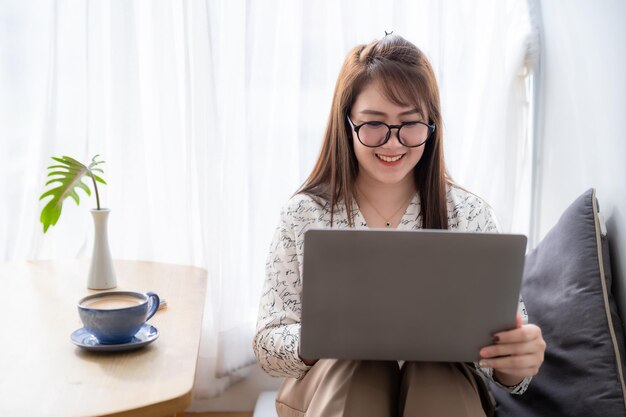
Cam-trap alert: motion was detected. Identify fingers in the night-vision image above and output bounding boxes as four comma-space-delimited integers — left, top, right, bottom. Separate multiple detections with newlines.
480, 340, 537, 358
479, 353, 542, 376
480, 325, 544, 357
479, 323, 547, 379
481, 327, 546, 358
494, 323, 542, 345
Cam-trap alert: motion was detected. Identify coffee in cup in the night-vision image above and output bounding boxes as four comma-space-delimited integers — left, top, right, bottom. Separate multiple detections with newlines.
81, 294, 144, 310
78, 291, 160, 344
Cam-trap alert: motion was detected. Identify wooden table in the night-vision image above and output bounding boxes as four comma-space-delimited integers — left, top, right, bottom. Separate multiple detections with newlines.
0, 259, 207, 417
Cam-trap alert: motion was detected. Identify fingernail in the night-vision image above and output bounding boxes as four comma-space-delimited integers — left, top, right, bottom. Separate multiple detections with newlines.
479, 360, 488, 367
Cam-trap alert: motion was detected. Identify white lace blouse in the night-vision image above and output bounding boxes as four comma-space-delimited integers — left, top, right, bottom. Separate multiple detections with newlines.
253, 184, 531, 394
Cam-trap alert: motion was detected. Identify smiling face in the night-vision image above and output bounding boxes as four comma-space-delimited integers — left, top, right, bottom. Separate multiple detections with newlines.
349, 80, 428, 189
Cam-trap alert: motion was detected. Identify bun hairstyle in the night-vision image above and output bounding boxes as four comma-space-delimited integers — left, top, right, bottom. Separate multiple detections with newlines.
299, 35, 448, 229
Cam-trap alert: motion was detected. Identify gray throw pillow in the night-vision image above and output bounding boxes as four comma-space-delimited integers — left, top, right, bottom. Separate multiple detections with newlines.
492, 188, 626, 416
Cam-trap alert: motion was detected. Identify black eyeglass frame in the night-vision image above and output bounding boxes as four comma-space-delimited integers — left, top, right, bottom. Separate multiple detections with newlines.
346, 115, 436, 148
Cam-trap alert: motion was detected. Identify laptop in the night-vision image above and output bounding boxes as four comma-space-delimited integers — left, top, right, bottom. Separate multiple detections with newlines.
300, 228, 527, 363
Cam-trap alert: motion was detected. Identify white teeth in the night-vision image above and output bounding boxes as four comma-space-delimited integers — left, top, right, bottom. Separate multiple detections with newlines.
376, 154, 403, 162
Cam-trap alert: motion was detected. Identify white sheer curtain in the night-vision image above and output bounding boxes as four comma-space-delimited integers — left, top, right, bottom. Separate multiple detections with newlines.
0, 0, 536, 402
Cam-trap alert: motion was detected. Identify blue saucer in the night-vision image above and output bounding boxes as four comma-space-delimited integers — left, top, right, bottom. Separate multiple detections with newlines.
71, 323, 159, 352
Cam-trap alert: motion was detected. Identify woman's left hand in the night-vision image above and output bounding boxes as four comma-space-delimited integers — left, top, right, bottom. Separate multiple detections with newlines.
479, 314, 546, 387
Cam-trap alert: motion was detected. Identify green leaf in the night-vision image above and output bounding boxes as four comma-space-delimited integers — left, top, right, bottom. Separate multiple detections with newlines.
93, 175, 107, 184
39, 155, 107, 233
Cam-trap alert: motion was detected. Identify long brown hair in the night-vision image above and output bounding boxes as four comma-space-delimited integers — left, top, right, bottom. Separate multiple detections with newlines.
298, 35, 449, 229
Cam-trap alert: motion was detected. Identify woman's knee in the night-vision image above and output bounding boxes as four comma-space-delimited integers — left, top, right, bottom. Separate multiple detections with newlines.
276, 360, 400, 417
399, 362, 487, 417
352, 360, 400, 380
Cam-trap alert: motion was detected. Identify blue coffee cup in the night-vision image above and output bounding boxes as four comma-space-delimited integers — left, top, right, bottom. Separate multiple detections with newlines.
78, 291, 160, 344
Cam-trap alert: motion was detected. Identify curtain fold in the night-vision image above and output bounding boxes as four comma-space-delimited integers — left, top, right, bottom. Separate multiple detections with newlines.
0, 0, 536, 403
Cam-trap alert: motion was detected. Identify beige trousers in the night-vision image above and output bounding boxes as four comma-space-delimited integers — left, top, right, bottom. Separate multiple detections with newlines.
275, 360, 495, 417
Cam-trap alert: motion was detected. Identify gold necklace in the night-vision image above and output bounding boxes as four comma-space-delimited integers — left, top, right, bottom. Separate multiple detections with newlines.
357, 188, 414, 227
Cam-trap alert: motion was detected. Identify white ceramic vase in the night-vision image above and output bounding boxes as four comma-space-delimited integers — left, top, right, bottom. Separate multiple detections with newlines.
87, 208, 117, 290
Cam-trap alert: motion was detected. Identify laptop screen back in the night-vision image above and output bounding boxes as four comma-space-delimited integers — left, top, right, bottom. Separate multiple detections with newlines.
300, 229, 526, 362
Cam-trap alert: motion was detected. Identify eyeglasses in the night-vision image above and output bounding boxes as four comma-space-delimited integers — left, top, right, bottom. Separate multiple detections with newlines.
346, 115, 436, 148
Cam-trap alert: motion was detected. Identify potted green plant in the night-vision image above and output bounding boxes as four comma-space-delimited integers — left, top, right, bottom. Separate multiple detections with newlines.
40, 155, 117, 289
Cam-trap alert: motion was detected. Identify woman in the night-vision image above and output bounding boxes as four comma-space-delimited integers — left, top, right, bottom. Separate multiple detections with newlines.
253, 34, 546, 417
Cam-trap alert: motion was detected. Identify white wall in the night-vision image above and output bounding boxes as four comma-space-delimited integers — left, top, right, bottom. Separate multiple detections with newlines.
536, 0, 626, 316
